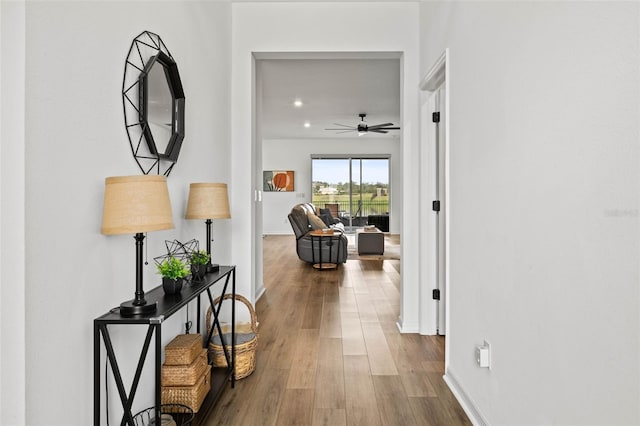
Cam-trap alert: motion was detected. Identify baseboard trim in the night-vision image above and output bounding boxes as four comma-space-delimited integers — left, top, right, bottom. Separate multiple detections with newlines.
396, 318, 419, 333
255, 286, 266, 302
443, 369, 488, 426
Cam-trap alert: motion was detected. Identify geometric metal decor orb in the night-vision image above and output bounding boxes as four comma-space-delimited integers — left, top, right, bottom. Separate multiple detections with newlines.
122, 31, 185, 176
153, 239, 199, 267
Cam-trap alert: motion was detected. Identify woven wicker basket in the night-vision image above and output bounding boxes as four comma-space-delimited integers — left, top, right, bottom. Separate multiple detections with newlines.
162, 348, 208, 387
164, 334, 202, 366
206, 294, 258, 380
161, 365, 211, 413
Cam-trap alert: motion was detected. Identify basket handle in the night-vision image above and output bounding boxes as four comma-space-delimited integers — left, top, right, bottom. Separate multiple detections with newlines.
206, 294, 258, 336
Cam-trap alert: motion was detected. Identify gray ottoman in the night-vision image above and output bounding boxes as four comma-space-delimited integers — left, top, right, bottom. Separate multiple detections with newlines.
357, 228, 385, 255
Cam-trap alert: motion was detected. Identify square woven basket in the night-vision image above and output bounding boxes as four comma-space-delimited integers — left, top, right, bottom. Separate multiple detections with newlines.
161, 365, 211, 413
165, 334, 202, 366
162, 348, 208, 387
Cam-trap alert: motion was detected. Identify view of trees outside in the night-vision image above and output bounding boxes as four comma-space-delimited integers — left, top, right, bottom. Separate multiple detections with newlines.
312, 158, 389, 225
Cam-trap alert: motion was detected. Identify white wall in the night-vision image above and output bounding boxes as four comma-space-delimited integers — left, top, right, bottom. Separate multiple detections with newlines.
17, 2, 231, 424
420, 2, 640, 424
231, 1, 420, 329
0, 1, 26, 425
262, 138, 401, 235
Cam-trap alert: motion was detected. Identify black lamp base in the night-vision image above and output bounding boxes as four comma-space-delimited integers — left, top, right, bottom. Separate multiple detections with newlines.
120, 300, 158, 317
207, 263, 220, 273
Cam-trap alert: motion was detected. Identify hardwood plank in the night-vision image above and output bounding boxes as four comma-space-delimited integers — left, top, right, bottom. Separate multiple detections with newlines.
354, 293, 379, 323
343, 355, 377, 407
287, 329, 320, 389
267, 321, 299, 370
205, 347, 269, 425
364, 279, 387, 301
233, 368, 289, 426
361, 322, 398, 376
301, 284, 325, 329
400, 372, 438, 397
319, 302, 342, 338
345, 407, 382, 426
311, 408, 347, 426
276, 388, 314, 426
323, 281, 340, 304
409, 396, 457, 426
341, 311, 367, 356
206, 382, 250, 426
422, 360, 445, 374
343, 355, 382, 426
392, 333, 433, 374
338, 287, 358, 313
372, 375, 418, 425
314, 337, 345, 409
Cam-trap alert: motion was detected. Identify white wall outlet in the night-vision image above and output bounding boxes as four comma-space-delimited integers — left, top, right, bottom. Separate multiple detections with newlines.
475, 340, 491, 369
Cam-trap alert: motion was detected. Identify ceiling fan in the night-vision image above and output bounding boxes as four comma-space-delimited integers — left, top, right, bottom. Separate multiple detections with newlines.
326, 113, 400, 135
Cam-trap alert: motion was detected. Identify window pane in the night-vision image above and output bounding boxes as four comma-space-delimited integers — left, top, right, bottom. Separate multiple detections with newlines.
311, 157, 390, 230
361, 159, 389, 215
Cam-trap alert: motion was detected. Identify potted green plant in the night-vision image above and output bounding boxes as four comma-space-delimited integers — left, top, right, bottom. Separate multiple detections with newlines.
190, 250, 210, 281
156, 256, 190, 295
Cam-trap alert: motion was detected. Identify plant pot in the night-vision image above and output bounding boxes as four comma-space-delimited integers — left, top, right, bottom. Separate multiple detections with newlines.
191, 264, 207, 281
162, 277, 184, 295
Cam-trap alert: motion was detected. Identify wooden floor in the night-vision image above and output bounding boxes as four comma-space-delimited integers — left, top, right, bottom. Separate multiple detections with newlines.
206, 235, 470, 426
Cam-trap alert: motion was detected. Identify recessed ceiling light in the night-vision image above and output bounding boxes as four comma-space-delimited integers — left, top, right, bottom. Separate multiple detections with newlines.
304, 122, 311, 128
293, 100, 303, 108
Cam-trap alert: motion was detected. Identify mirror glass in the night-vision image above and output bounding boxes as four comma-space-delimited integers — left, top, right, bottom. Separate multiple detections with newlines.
139, 51, 185, 162
146, 62, 173, 155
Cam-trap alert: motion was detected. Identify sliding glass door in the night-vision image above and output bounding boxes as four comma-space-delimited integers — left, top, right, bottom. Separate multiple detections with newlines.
311, 156, 390, 231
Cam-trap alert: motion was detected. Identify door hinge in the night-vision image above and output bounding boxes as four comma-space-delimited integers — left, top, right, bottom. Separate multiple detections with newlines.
432, 200, 441, 212
432, 112, 440, 123
432, 289, 441, 300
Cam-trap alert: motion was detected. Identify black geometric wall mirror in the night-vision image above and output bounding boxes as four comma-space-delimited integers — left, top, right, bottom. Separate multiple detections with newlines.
139, 51, 185, 162
122, 31, 185, 176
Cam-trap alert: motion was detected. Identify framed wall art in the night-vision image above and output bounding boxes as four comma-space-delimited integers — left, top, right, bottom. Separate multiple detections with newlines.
263, 170, 294, 192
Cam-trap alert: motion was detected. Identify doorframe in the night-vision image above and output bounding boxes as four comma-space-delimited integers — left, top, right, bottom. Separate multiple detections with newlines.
253, 52, 406, 307
418, 48, 450, 363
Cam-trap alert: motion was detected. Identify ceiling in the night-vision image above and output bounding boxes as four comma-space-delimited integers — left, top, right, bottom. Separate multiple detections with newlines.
258, 56, 401, 140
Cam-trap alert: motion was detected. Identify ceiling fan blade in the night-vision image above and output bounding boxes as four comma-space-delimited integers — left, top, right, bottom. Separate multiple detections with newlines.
336, 130, 357, 134
332, 123, 356, 128
325, 128, 356, 131
367, 123, 395, 129
369, 129, 389, 134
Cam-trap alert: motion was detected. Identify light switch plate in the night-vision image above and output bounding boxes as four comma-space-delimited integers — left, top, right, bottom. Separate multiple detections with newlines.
476, 340, 491, 369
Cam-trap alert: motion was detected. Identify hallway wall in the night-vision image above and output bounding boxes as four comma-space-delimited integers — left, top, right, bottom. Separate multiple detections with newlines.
419, 1, 640, 424
17, 2, 232, 424
231, 1, 421, 327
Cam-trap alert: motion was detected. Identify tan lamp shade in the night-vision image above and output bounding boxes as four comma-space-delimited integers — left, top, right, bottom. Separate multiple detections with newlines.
185, 183, 231, 220
101, 175, 174, 235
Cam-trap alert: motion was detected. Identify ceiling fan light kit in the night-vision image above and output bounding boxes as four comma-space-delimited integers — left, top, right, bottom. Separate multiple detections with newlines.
325, 113, 400, 135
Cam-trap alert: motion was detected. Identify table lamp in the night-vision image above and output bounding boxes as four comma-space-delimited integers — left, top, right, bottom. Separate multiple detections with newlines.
185, 183, 231, 272
101, 175, 174, 316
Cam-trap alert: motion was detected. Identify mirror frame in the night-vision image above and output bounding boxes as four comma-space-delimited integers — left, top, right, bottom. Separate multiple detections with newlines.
122, 31, 185, 176
139, 51, 185, 162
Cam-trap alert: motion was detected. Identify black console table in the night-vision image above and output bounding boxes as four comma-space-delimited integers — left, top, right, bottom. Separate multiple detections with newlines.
94, 265, 236, 426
